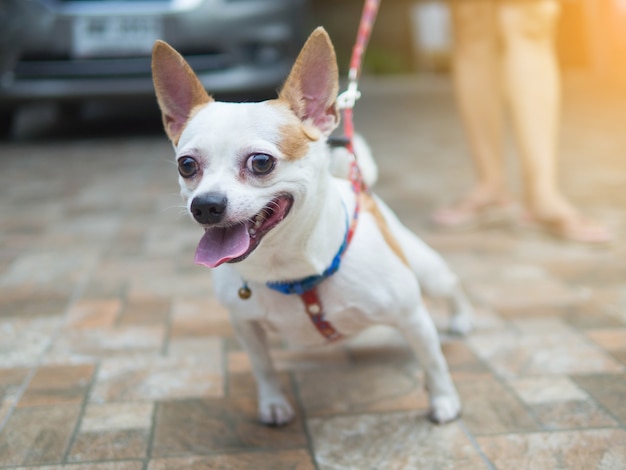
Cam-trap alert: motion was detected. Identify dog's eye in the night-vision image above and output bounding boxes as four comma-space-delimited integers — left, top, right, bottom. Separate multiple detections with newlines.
246, 153, 276, 176
178, 157, 199, 178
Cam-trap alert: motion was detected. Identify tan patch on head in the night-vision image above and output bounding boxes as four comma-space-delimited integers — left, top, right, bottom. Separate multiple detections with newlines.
361, 193, 409, 266
171, 102, 210, 147
278, 121, 315, 161
270, 99, 319, 161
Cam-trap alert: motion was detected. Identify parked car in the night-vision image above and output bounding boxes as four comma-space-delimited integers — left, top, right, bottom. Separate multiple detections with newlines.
0, 0, 310, 137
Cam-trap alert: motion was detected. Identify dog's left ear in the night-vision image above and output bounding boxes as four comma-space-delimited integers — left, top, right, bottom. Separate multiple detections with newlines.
152, 40, 213, 145
279, 27, 339, 136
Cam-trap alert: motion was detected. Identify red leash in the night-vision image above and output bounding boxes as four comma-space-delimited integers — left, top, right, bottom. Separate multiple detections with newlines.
349, 0, 381, 80
239, 4, 383, 343
259, 2, 382, 343
296, 0, 381, 342
338, 0, 381, 166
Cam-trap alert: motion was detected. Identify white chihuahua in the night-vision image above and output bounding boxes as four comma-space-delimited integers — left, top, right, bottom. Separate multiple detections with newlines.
152, 27, 472, 426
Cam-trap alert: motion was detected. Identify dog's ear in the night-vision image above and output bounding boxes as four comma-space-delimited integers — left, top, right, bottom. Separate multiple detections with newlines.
279, 27, 339, 136
152, 40, 213, 145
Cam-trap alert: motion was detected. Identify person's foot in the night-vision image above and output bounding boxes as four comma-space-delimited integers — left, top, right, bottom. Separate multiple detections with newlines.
432, 189, 516, 230
519, 211, 612, 244
519, 193, 613, 243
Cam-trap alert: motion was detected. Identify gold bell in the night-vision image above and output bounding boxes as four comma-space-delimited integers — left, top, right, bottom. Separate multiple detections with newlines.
238, 284, 252, 300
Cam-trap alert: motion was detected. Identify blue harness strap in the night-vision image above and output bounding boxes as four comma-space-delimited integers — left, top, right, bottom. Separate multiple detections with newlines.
263, 194, 359, 342
266, 215, 349, 295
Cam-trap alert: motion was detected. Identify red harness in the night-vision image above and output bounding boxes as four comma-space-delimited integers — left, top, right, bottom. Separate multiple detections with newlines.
293, 168, 361, 342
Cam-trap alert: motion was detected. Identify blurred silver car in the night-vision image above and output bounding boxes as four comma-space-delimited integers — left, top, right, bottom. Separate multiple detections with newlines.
0, 0, 310, 136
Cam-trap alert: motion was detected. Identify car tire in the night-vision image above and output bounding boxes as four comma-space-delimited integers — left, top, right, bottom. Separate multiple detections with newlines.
0, 108, 15, 140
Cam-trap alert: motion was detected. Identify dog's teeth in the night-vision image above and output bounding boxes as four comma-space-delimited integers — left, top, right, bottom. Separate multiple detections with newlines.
248, 211, 266, 237
251, 212, 264, 226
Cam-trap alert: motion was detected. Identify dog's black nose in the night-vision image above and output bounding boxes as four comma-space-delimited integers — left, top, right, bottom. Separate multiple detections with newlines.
190, 193, 228, 224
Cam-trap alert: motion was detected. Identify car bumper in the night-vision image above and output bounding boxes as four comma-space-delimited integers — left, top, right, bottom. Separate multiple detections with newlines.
0, 61, 292, 102
0, 0, 308, 106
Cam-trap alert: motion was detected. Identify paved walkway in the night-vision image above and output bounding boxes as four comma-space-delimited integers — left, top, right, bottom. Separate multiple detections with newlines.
0, 75, 624, 469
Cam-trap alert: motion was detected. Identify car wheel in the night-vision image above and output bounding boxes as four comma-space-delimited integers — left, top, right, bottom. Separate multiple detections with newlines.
0, 108, 15, 140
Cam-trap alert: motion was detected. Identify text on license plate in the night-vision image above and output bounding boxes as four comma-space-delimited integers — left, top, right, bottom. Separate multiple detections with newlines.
73, 16, 162, 58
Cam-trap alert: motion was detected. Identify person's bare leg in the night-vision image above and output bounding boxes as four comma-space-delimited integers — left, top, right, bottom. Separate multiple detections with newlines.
434, 0, 514, 228
500, 0, 611, 242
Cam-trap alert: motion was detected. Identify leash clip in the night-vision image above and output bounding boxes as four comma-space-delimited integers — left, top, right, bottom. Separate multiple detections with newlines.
337, 80, 361, 110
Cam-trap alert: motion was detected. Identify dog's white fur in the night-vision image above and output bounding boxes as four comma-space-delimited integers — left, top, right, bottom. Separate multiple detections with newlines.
152, 28, 473, 426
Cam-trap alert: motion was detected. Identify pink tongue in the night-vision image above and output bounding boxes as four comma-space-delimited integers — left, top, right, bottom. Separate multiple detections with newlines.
194, 224, 251, 268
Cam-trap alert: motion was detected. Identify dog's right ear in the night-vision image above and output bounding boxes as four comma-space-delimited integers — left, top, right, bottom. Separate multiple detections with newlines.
279, 27, 339, 137
152, 40, 212, 145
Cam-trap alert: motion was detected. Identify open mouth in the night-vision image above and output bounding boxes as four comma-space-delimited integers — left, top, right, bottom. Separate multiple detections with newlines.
193, 194, 294, 268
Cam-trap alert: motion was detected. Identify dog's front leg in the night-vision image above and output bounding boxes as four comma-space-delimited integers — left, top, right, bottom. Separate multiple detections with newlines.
230, 315, 295, 426
397, 303, 461, 424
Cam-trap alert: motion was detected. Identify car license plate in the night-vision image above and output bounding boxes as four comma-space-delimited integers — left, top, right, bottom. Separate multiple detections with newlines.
72, 16, 162, 58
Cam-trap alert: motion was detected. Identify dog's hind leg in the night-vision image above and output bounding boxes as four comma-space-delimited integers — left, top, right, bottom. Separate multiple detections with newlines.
395, 301, 461, 423
376, 199, 474, 335
441, 279, 474, 336
229, 315, 295, 426
400, 229, 474, 335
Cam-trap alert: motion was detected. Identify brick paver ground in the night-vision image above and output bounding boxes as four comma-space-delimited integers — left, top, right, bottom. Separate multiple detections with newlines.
0, 75, 624, 469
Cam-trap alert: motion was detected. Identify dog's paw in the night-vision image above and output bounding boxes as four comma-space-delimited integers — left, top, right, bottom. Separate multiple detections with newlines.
258, 394, 295, 426
448, 312, 473, 336
428, 394, 461, 424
